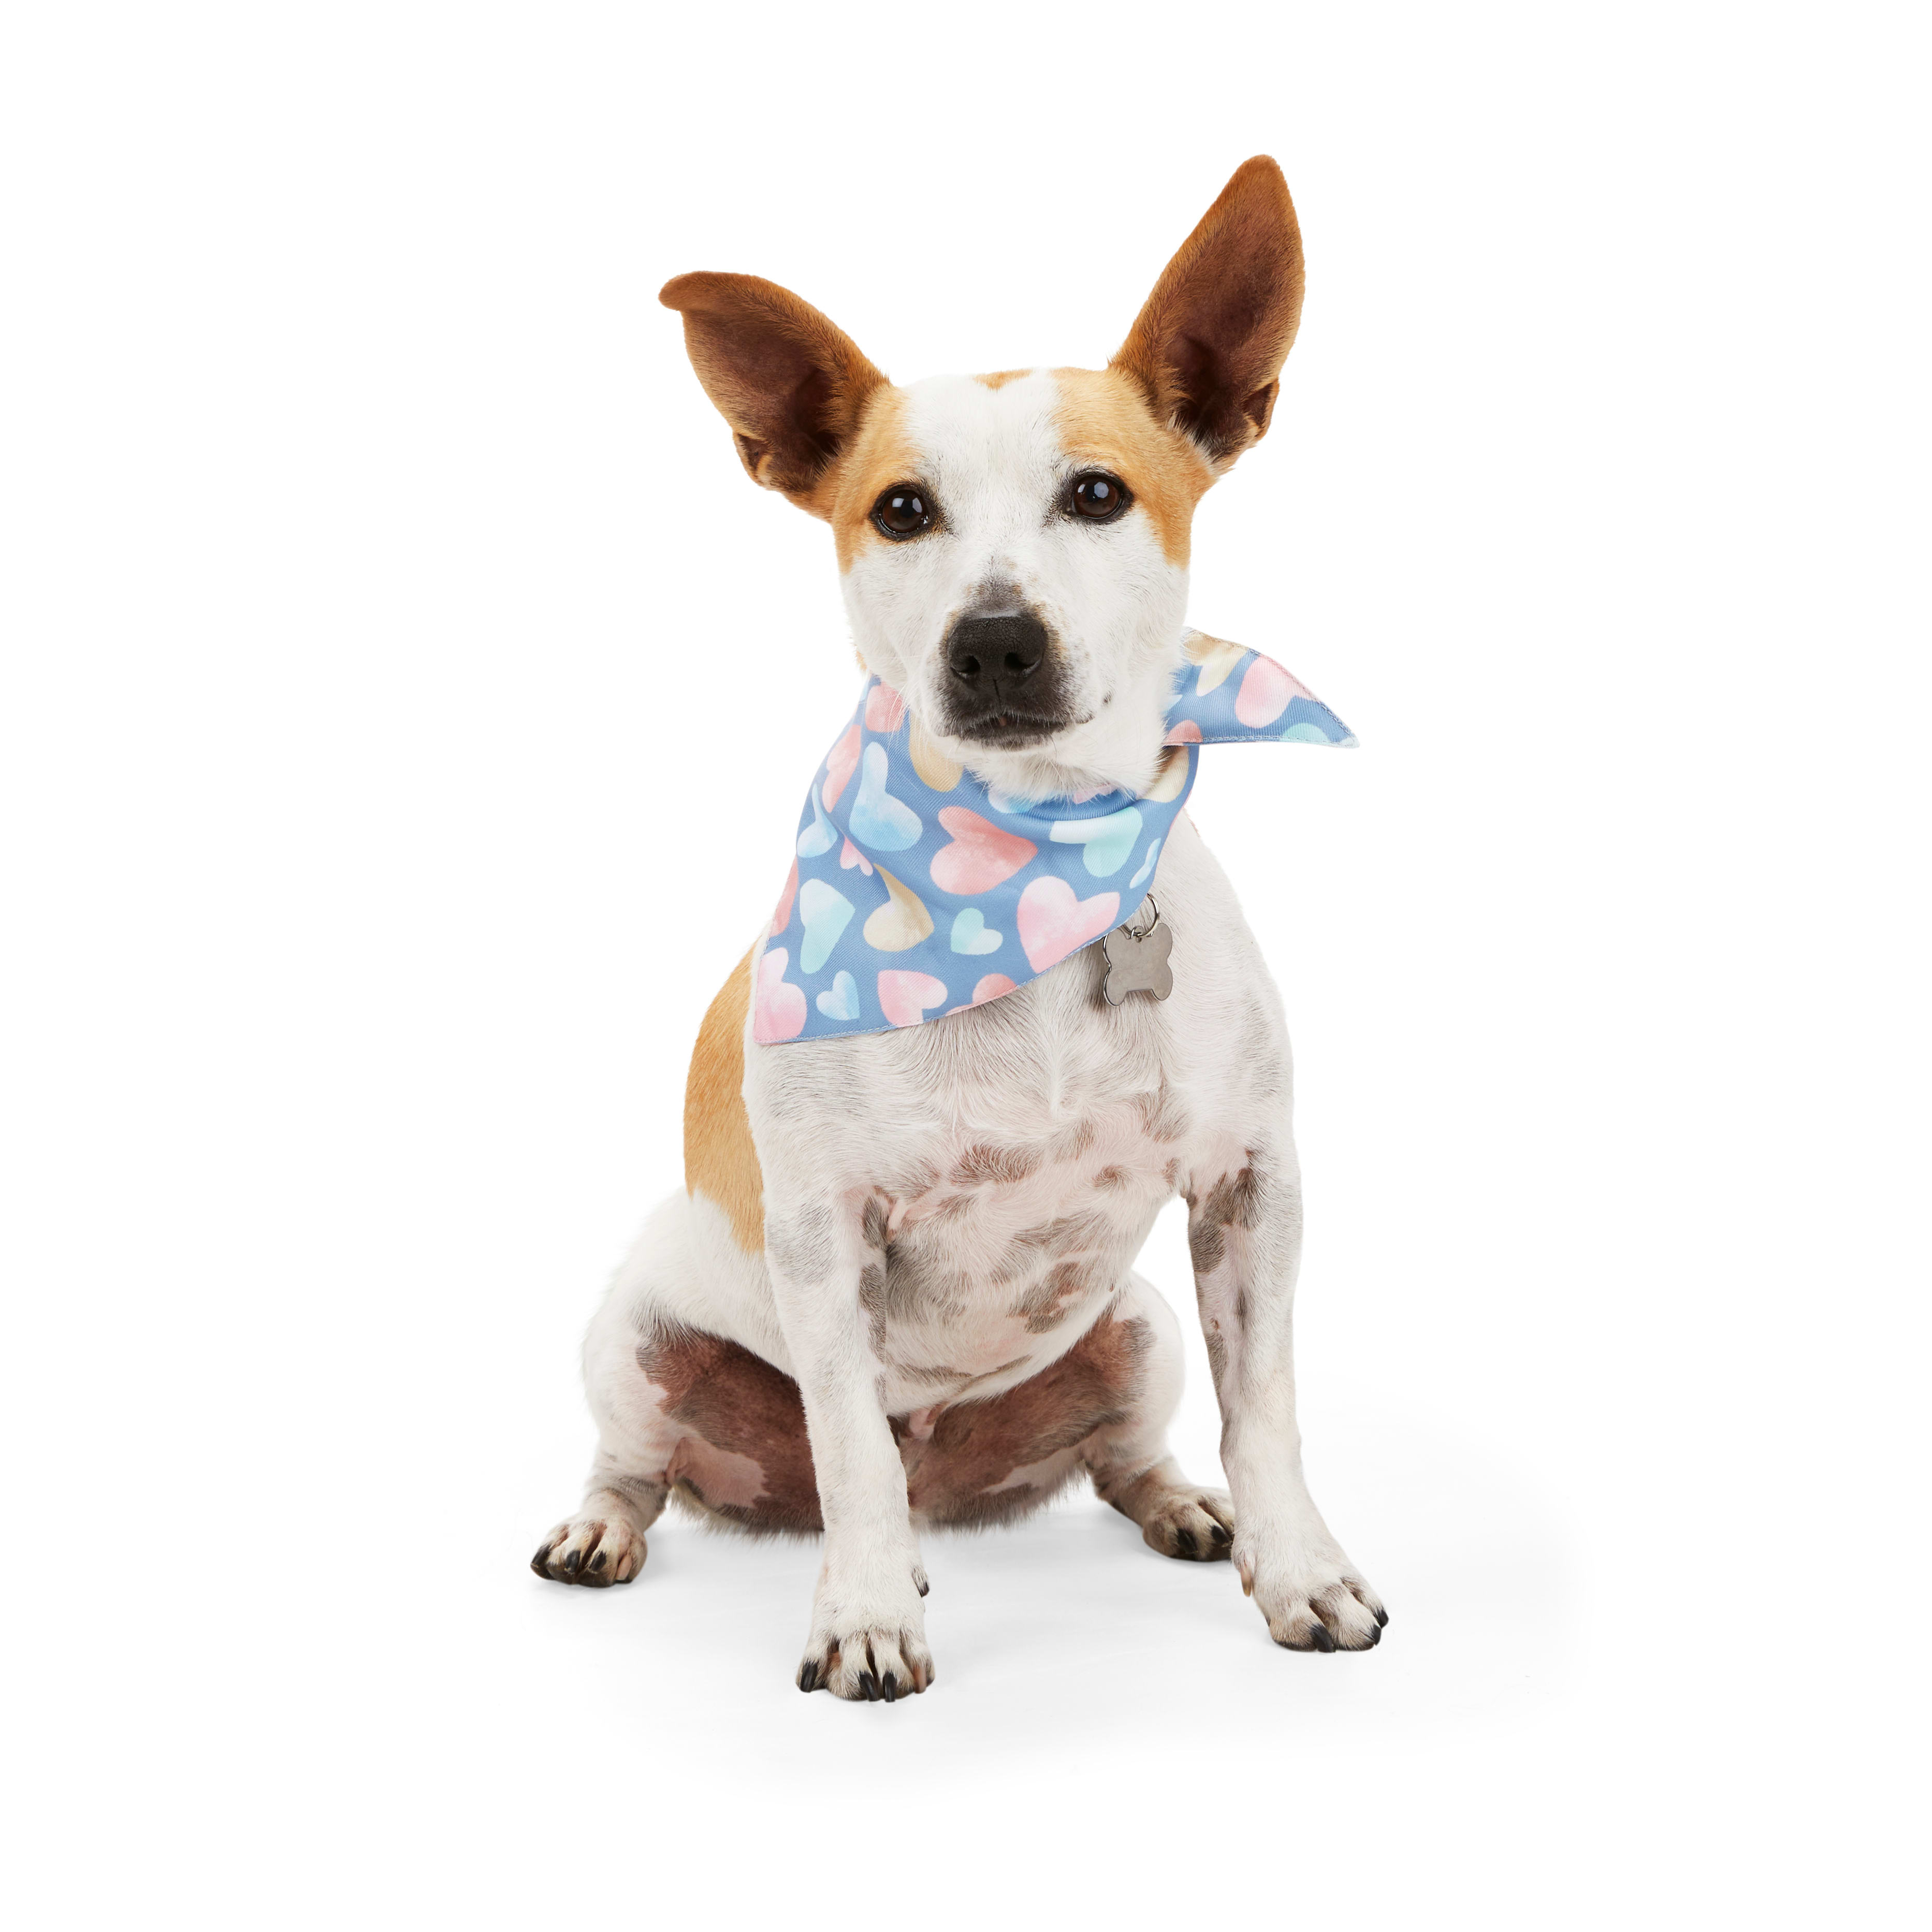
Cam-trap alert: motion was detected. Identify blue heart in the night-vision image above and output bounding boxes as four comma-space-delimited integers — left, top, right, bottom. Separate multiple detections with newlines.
796, 782, 836, 858
816, 969, 860, 1022
1128, 836, 1162, 892
1049, 805, 1143, 878
950, 907, 1004, 955
848, 743, 922, 851
797, 879, 855, 974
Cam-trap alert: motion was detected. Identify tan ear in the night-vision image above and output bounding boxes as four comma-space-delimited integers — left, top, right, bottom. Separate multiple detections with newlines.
1111, 156, 1305, 469
659, 271, 889, 518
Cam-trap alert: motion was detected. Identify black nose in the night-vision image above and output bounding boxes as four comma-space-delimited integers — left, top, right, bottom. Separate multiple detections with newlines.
945, 612, 1048, 693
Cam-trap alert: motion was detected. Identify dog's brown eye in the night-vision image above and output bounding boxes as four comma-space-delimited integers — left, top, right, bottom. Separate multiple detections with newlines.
873, 485, 934, 540
1068, 472, 1131, 521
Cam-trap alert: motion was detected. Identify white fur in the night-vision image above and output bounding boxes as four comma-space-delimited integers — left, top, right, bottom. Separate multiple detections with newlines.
540, 369, 1382, 1692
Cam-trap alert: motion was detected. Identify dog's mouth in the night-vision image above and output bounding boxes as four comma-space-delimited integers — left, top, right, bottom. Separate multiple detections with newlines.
952, 709, 1077, 748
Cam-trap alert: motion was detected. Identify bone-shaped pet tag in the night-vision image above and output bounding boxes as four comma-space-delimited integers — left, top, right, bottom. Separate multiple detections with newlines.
1101, 900, 1174, 1005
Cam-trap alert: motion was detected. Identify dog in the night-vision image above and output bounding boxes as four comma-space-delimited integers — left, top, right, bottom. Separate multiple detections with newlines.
532, 156, 1385, 1698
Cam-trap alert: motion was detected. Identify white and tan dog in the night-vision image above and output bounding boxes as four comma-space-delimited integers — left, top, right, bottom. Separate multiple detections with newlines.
534, 156, 1385, 1698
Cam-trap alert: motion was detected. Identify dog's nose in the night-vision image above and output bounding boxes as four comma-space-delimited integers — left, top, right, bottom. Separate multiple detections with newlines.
945, 612, 1049, 692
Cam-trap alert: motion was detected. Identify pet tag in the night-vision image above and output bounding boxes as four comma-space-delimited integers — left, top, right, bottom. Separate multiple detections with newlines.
1101, 896, 1174, 1006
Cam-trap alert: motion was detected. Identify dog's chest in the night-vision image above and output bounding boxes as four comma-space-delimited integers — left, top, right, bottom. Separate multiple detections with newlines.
856, 957, 1194, 1402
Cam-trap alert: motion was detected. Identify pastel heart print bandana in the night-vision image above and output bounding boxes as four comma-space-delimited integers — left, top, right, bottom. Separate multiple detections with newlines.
755, 631, 1354, 1043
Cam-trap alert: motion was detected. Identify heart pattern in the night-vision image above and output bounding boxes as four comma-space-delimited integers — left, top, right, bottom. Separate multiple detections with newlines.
816, 970, 860, 1022
950, 907, 1004, 954
822, 723, 862, 809
931, 807, 1036, 894
796, 783, 836, 858
758, 644, 1352, 1040
797, 878, 854, 973
862, 865, 934, 951
754, 946, 806, 1043
1017, 877, 1122, 971
1049, 805, 1142, 878
849, 743, 922, 851
877, 969, 950, 1027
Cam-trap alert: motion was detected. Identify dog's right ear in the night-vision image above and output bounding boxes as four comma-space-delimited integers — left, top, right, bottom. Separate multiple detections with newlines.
660, 272, 889, 519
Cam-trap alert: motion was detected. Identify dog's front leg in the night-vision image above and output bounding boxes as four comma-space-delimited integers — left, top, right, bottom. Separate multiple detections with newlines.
1190, 1146, 1387, 1651
766, 1191, 933, 1702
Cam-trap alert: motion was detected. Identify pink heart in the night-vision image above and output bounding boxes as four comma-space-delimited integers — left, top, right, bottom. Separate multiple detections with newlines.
865, 684, 907, 731
822, 722, 862, 808
772, 858, 798, 934
753, 946, 806, 1042
839, 837, 873, 875
1164, 719, 1203, 745
1234, 654, 1312, 728
877, 969, 949, 1027
971, 972, 1016, 1005
1016, 878, 1121, 971
929, 807, 1038, 895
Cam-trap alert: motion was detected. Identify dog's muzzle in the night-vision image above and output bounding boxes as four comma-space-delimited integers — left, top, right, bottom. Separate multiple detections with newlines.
941, 609, 1071, 743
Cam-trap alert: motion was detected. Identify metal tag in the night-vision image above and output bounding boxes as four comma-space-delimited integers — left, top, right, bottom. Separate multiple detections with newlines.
1101, 896, 1174, 1005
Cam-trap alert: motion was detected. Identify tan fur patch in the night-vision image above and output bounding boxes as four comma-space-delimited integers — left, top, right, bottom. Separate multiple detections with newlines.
684, 948, 764, 1253
1050, 367, 1214, 567
831, 385, 920, 572
973, 368, 1034, 389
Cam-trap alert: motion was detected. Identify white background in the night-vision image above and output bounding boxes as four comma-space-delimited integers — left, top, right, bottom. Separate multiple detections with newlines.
4, 3, 1925, 1926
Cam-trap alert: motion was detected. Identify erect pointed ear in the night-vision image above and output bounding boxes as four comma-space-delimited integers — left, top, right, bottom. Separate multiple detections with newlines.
659, 271, 890, 519
1111, 156, 1305, 470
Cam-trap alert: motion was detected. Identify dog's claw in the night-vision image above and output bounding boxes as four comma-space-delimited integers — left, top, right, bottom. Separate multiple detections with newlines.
798, 1659, 820, 1693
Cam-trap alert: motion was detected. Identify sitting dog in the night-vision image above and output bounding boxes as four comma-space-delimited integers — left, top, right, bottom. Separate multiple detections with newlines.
533, 156, 1385, 1698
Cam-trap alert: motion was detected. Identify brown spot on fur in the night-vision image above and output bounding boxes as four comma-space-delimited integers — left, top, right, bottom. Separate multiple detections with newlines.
973, 368, 1034, 389
1200, 1163, 1264, 1231
901, 1313, 1153, 1527
1188, 1216, 1226, 1276
660, 272, 889, 517
637, 1329, 821, 1534
1049, 1117, 1098, 1164
684, 950, 763, 1253
1051, 366, 1212, 567
1189, 1163, 1263, 1278
950, 1142, 1042, 1187
1133, 1079, 1191, 1144
1010, 1258, 1107, 1334
1110, 155, 1305, 470
1093, 1165, 1129, 1192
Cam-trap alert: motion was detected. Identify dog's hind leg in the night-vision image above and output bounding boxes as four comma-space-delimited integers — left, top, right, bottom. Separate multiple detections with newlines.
532, 1189, 803, 1584
1083, 1272, 1236, 1561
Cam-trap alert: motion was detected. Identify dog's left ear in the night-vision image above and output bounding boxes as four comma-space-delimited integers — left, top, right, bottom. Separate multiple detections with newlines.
660, 271, 889, 518
1112, 156, 1305, 470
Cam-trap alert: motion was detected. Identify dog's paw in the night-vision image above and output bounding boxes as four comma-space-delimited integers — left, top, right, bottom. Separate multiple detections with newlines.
1140, 1485, 1236, 1561
530, 1514, 646, 1588
797, 1620, 935, 1702
1239, 1544, 1386, 1651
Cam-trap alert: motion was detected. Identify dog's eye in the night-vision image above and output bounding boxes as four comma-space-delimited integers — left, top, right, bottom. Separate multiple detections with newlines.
872, 485, 935, 540
1068, 472, 1132, 522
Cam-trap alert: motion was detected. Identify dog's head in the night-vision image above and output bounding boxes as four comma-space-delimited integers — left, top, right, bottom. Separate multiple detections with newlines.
662, 157, 1303, 801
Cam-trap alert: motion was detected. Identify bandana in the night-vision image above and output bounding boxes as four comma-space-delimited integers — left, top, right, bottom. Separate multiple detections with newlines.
754, 631, 1354, 1043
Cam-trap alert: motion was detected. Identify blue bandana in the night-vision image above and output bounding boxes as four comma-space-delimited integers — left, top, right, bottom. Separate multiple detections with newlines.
754, 631, 1353, 1042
